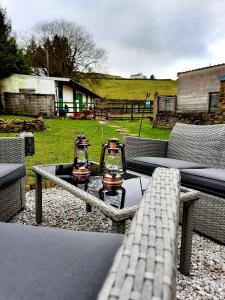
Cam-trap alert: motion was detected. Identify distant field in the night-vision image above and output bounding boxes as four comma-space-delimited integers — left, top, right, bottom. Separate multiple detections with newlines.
92, 79, 177, 100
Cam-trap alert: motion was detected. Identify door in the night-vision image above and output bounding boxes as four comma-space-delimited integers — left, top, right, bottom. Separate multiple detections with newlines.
209, 92, 219, 113
76, 94, 83, 112
58, 84, 63, 108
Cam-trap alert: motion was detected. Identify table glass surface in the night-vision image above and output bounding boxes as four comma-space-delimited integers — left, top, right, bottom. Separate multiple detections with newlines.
40, 163, 149, 209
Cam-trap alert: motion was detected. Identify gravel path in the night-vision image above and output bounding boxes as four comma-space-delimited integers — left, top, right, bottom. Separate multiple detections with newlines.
10, 187, 225, 299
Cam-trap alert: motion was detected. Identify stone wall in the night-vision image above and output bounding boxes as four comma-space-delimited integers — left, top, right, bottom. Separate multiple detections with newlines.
0, 119, 45, 133
215, 80, 225, 123
153, 112, 216, 129
3, 92, 55, 117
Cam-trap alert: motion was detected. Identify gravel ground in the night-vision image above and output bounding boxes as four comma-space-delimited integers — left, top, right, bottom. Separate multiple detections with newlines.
11, 187, 225, 299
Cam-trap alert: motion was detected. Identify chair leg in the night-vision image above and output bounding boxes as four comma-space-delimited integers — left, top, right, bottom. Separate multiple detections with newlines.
180, 200, 195, 275
35, 173, 43, 224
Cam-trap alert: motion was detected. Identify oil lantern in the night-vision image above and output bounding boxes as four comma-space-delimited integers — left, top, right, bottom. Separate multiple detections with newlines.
99, 138, 126, 190
72, 135, 90, 183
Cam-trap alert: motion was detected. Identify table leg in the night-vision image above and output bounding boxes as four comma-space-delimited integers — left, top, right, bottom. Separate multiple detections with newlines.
35, 173, 42, 224
180, 200, 195, 275
112, 220, 126, 234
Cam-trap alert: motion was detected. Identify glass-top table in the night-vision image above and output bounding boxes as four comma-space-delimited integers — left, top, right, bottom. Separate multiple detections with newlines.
42, 163, 149, 208
32, 162, 200, 275
33, 162, 150, 230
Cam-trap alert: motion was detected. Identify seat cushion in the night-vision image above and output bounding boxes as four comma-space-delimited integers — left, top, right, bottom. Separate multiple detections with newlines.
0, 163, 26, 190
180, 168, 225, 198
126, 157, 206, 176
0, 223, 123, 300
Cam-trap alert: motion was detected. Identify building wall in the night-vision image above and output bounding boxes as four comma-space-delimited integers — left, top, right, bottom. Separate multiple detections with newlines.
4, 93, 55, 117
1, 74, 56, 95
177, 64, 225, 112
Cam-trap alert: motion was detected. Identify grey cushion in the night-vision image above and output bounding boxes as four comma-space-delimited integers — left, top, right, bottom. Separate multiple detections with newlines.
0, 223, 123, 300
126, 157, 206, 176
0, 163, 26, 189
180, 168, 225, 198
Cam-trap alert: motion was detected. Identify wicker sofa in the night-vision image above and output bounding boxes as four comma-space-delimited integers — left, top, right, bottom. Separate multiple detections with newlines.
124, 123, 225, 244
0, 168, 180, 300
0, 137, 26, 221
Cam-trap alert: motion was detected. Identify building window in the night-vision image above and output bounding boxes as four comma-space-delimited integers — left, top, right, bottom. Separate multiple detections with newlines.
19, 89, 36, 94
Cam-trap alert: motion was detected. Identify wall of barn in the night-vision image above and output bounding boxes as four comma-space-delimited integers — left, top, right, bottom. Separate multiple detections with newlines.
3, 93, 55, 117
177, 64, 225, 112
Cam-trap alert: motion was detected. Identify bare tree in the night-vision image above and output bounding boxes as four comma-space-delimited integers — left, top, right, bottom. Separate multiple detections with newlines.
24, 20, 107, 84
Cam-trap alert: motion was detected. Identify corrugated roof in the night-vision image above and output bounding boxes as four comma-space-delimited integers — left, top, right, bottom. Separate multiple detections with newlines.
177, 63, 225, 75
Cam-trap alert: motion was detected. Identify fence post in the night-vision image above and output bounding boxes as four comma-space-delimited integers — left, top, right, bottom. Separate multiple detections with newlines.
153, 92, 159, 122
131, 104, 134, 121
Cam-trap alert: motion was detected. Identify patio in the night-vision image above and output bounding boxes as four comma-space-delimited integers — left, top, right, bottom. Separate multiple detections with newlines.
10, 186, 225, 299
1, 123, 225, 299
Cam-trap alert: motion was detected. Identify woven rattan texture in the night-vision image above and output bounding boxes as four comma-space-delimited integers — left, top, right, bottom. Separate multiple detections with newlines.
167, 123, 225, 168
0, 181, 23, 221
0, 137, 26, 221
0, 137, 25, 164
97, 168, 180, 300
123, 136, 168, 159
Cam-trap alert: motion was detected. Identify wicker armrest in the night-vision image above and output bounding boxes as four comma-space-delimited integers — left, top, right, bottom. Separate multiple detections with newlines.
123, 136, 168, 159
0, 137, 25, 164
98, 168, 180, 300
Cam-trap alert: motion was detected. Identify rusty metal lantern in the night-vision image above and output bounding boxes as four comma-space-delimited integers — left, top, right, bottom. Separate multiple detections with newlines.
72, 135, 90, 183
99, 138, 126, 191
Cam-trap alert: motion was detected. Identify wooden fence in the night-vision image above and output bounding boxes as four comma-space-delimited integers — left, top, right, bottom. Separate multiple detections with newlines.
158, 95, 177, 113
94, 99, 153, 120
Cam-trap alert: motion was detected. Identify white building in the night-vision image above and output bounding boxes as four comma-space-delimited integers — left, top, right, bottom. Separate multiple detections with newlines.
130, 73, 147, 79
0, 74, 100, 116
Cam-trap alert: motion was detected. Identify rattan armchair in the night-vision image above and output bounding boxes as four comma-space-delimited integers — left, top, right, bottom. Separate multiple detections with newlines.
0, 137, 26, 221
123, 123, 225, 244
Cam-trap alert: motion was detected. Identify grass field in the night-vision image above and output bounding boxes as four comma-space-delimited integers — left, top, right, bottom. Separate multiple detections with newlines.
0, 115, 171, 184
91, 79, 177, 100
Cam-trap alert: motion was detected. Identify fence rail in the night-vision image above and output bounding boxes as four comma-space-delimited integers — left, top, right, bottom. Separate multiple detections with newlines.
55, 99, 154, 120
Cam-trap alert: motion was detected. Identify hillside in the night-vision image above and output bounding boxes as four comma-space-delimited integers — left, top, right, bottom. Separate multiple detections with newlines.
91, 79, 177, 100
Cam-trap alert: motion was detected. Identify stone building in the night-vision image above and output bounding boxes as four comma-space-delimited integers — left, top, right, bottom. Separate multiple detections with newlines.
0, 74, 100, 117
177, 63, 225, 113
153, 64, 225, 128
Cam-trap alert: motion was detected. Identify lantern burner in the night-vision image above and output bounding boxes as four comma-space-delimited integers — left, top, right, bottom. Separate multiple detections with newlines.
76, 135, 89, 149
102, 168, 123, 190
72, 166, 90, 183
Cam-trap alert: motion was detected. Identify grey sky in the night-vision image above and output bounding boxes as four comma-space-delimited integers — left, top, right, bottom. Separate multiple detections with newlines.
1, 0, 225, 79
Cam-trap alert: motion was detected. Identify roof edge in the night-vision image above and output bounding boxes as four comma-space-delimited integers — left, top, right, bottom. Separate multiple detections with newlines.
177, 63, 225, 75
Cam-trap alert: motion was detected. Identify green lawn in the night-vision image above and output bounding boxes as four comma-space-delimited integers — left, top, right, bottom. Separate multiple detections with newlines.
90, 79, 177, 100
0, 115, 171, 184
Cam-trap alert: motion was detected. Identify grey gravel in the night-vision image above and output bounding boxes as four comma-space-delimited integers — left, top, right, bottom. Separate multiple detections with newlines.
10, 187, 225, 299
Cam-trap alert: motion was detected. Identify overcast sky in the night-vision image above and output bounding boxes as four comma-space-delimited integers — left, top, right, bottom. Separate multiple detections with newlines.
1, 0, 225, 79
